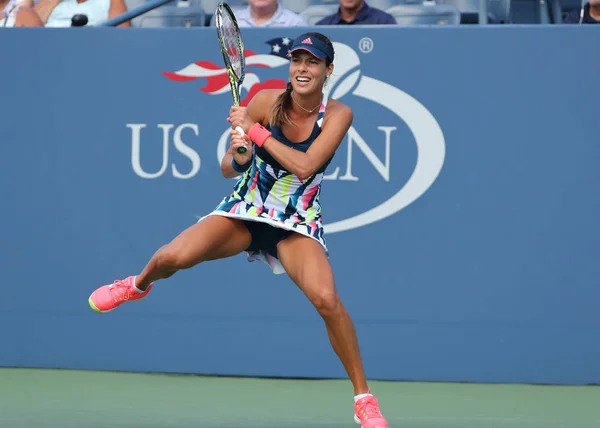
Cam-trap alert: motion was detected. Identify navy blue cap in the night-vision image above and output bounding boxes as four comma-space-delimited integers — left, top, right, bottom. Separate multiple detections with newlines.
287, 34, 334, 63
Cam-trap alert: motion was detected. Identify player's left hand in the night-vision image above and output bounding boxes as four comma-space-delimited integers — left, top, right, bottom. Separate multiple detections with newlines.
228, 106, 254, 134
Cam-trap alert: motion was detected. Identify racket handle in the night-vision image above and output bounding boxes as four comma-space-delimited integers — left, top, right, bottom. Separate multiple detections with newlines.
235, 126, 247, 154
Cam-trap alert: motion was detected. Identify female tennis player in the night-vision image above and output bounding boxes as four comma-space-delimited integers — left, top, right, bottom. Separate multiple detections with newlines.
88, 32, 388, 428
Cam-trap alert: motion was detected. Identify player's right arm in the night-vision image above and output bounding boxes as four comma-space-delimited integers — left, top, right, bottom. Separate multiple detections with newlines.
220, 90, 279, 178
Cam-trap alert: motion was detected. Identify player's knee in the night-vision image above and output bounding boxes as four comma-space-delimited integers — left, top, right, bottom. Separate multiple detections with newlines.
310, 288, 341, 318
155, 246, 191, 271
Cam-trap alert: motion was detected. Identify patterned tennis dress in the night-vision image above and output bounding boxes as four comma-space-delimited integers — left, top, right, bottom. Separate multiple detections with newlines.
205, 97, 332, 274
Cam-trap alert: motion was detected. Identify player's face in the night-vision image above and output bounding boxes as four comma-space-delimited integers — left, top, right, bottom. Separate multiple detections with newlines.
339, 0, 364, 9
248, 0, 277, 9
289, 52, 329, 95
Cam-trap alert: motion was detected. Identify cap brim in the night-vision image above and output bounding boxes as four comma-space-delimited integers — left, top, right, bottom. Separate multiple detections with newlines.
287, 47, 327, 60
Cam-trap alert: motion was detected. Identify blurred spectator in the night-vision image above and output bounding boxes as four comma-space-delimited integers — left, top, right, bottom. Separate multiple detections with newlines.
564, 0, 600, 23
316, 0, 396, 25
1, 0, 44, 26
34, 0, 130, 27
237, 0, 307, 27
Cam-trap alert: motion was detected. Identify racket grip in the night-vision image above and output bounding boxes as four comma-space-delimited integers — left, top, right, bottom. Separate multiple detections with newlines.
235, 126, 247, 154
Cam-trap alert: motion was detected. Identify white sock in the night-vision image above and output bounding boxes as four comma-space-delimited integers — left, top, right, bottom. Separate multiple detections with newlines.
133, 276, 145, 294
354, 393, 372, 403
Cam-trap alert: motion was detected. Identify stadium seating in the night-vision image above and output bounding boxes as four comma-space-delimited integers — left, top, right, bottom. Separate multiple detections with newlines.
124, 0, 147, 15
387, 3, 461, 24
488, 0, 511, 22
114, 0, 555, 27
365, 0, 404, 10
300, 4, 338, 24
435, 0, 487, 23
553, 0, 584, 21
194, 0, 246, 15
208, 4, 245, 25
280, 0, 326, 14
134, 4, 205, 26
434, 0, 511, 23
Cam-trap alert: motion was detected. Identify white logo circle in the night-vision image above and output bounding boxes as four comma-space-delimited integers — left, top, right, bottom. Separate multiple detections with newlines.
323, 42, 446, 234
358, 37, 374, 54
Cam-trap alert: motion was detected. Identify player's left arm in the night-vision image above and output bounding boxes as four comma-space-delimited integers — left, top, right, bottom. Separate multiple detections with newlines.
108, 0, 131, 27
263, 104, 353, 180
16, 7, 44, 26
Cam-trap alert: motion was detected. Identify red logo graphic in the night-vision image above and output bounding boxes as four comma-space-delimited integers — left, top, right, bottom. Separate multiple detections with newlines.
301, 37, 312, 45
162, 39, 293, 106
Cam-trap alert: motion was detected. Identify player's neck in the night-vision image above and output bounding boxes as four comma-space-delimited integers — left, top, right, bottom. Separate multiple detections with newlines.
340, 2, 365, 22
290, 91, 322, 116
251, 3, 278, 24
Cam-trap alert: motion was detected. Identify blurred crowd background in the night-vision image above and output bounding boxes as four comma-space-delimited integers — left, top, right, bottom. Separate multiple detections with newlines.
1, 0, 598, 29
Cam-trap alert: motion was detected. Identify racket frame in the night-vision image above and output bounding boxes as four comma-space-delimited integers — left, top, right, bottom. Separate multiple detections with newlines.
215, 2, 248, 154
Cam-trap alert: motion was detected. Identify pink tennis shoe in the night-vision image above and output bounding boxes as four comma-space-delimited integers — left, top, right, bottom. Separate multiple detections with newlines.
354, 392, 388, 428
88, 276, 152, 313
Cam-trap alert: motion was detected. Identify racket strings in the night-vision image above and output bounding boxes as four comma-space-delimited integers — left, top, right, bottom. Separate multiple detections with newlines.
220, 13, 243, 78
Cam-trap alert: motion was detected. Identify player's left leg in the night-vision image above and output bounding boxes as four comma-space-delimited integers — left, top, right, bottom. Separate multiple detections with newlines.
277, 233, 388, 428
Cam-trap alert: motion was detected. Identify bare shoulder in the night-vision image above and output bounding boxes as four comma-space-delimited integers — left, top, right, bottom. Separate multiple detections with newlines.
323, 98, 353, 125
251, 89, 285, 105
246, 89, 285, 124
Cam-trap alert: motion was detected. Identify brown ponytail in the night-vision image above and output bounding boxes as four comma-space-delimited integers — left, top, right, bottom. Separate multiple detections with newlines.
269, 82, 295, 128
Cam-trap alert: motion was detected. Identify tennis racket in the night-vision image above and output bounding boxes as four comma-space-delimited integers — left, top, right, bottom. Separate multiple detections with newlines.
215, 2, 248, 154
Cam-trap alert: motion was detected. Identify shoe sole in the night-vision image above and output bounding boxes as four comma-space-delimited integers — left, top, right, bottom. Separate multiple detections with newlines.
88, 297, 114, 314
354, 414, 387, 427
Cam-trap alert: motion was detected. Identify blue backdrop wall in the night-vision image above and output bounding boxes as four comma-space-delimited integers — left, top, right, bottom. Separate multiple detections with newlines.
1, 26, 598, 385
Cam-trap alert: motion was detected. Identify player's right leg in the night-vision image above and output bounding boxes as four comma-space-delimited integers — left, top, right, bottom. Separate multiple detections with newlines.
88, 215, 251, 313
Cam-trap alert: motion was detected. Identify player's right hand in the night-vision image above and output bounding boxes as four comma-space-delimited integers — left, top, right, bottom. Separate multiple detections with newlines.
230, 129, 253, 165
